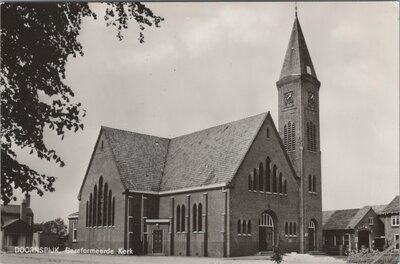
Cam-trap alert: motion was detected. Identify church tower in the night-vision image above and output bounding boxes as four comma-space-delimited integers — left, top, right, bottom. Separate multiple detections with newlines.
276, 14, 322, 253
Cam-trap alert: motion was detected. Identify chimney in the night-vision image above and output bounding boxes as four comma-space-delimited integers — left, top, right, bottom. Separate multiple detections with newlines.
20, 196, 27, 222
25, 193, 31, 208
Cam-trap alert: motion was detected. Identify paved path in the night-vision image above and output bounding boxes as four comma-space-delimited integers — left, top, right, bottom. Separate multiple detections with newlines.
1, 252, 346, 264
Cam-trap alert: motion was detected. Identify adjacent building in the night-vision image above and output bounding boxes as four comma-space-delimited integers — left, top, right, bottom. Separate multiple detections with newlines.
322, 206, 385, 254
1, 194, 34, 251
69, 14, 324, 257
379, 196, 399, 250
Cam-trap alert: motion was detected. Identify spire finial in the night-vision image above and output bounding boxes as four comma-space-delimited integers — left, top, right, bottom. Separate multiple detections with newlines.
295, 1, 298, 18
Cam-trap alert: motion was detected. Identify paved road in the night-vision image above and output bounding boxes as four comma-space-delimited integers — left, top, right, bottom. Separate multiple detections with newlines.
0, 252, 346, 264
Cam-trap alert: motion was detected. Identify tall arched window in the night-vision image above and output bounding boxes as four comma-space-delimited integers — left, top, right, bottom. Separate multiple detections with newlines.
284, 179, 287, 194
103, 183, 108, 225
289, 222, 293, 236
259, 163, 264, 191
86, 201, 89, 227
181, 205, 186, 232
313, 176, 316, 193
93, 185, 97, 226
294, 222, 297, 235
308, 175, 312, 192
312, 124, 317, 151
248, 220, 251, 234
272, 165, 277, 193
112, 197, 115, 226
198, 203, 203, 232
97, 177, 103, 226
248, 174, 252, 191
89, 193, 93, 227
266, 157, 271, 192
192, 204, 197, 232
176, 205, 181, 232
237, 220, 241, 234
108, 190, 112, 226
253, 169, 258, 192
242, 220, 247, 234
284, 124, 288, 150
279, 173, 283, 194
285, 222, 288, 236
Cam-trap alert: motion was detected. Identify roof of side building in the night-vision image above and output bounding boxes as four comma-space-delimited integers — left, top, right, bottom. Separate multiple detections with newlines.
381, 196, 399, 215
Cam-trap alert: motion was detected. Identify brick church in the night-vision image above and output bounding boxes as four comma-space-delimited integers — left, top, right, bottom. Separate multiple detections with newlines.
71, 14, 323, 257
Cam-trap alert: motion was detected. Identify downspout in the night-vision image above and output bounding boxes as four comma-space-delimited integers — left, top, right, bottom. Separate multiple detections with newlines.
299, 78, 305, 254
124, 190, 128, 251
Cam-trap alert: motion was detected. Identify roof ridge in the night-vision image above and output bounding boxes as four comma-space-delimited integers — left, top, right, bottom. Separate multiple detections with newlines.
171, 112, 268, 140
102, 125, 170, 141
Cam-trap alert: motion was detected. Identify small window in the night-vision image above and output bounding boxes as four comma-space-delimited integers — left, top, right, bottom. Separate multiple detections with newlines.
306, 65, 312, 74
369, 217, 374, 226
266, 128, 270, 138
392, 215, 400, 227
72, 221, 77, 242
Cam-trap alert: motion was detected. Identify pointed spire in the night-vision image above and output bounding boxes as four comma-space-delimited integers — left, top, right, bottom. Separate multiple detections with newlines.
279, 16, 317, 81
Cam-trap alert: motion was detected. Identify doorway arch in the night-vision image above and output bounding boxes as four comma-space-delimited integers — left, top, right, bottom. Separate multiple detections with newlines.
308, 219, 318, 251
259, 211, 277, 251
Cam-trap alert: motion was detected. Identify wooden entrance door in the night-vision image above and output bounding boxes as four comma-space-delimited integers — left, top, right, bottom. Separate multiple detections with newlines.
152, 230, 163, 253
259, 226, 266, 251
265, 227, 274, 251
259, 213, 274, 251
308, 220, 316, 251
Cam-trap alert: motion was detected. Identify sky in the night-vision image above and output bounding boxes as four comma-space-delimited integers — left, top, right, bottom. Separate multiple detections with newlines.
11, 2, 399, 223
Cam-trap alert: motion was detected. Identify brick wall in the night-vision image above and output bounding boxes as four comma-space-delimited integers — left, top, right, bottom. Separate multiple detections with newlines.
229, 116, 301, 256
77, 131, 126, 252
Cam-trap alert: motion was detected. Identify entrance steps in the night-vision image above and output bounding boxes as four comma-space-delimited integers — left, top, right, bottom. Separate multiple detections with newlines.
308, 251, 327, 256
256, 251, 274, 256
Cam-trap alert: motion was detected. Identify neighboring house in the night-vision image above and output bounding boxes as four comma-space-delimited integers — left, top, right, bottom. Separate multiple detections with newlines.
322, 206, 384, 255
69, 14, 324, 257
67, 212, 79, 249
379, 196, 399, 250
1, 194, 34, 251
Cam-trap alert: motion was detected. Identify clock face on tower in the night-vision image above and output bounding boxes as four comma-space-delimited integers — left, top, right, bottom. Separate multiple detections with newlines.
308, 91, 315, 109
284, 91, 294, 107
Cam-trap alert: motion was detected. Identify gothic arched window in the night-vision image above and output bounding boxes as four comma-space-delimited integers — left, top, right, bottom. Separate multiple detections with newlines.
291, 122, 296, 151
112, 197, 115, 226
97, 177, 103, 226
192, 204, 197, 232
89, 193, 93, 227
253, 168, 258, 192
198, 203, 203, 232
176, 205, 181, 232
108, 190, 112, 226
284, 124, 288, 150
308, 175, 312, 192
181, 205, 186, 232
259, 163, 264, 191
242, 220, 247, 235
266, 157, 271, 192
237, 220, 241, 235
272, 165, 277, 193
103, 183, 108, 226
284, 179, 287, 194
248, 174, 252, 191
279, 173, 283, 194
248, 220, 251, 234
93, 185, 97, 226
86, 201, 89, 227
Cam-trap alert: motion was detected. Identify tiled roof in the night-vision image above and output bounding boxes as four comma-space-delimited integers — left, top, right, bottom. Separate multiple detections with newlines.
323, 208, 360, 230
1, 205, 33, 215
369, 205, 387, 215
101, 112, 268, 193
279, 17, 317, 80
161, 113, 268, 191
381, 196, 399, 214
322, 210, 335, 226
103, 127, 170, 192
